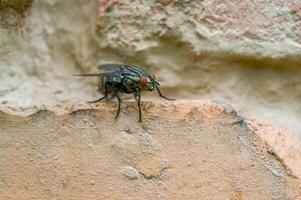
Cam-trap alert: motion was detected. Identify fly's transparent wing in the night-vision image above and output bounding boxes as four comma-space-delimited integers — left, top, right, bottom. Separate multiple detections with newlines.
75, 64, 122, 82
98, 64, 122, 82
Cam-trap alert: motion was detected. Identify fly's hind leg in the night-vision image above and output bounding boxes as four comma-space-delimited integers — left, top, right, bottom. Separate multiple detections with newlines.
113, 88, 121, 119
87, 96, 107, 103
88, 83, 108, 103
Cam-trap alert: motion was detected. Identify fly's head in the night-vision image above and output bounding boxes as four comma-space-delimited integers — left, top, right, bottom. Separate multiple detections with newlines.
139, 74, 157, 91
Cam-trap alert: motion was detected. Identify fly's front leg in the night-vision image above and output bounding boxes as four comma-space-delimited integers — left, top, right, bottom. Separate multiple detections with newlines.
155, 84, 175, 101
134, 92, 142, 122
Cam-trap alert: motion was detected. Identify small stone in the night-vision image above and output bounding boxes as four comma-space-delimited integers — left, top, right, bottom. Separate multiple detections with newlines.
124, 127, 132, 134
123, 166, 139, 179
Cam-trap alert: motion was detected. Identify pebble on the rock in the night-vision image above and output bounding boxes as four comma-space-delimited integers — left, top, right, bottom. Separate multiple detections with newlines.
123, 166, 139, 179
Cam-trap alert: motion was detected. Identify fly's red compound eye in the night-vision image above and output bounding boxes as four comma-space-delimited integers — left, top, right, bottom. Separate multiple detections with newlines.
139, 76, 147, 88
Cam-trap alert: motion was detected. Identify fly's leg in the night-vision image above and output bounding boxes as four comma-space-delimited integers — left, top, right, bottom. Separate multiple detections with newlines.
155, 84, 175, 101
113, 88, 121, 119
134, 92, 142, 122
87, 96, 107, 103
88, 83, 108, 103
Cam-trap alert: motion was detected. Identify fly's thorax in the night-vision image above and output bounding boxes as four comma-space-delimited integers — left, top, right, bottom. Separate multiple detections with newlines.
121, 75, 140, 93
119, 65, 155, 91
123, 74, 155, 91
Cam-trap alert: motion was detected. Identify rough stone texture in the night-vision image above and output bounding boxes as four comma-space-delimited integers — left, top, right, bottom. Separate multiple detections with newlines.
0, 102, 300, 199
97, 0, 301, 58
0, 0, 99, 106
248, 118, 301, 181
0, 0, 33, 28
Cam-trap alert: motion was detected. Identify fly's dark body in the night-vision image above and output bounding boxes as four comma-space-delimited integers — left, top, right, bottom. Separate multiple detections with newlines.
75, 64, 174, 122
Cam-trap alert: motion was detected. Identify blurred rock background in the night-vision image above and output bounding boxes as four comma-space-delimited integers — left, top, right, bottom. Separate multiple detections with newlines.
0, 0, 301, 198
0, 0, 300, 135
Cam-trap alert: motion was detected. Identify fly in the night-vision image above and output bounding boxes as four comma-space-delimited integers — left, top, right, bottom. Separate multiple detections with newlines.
75, 64, 175, 122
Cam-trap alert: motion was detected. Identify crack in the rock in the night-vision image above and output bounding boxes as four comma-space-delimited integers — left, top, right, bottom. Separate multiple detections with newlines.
266, 145, 297, 178
138, 166, 171, 180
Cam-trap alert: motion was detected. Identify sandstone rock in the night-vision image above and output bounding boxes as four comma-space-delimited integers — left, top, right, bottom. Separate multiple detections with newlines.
97, 0, 301, 58
0, 102, 300, 199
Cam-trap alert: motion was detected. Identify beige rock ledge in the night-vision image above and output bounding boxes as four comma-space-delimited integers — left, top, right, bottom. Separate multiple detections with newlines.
0, 101, 300, 199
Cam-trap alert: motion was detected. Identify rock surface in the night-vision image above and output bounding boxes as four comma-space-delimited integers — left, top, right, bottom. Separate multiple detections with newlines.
97, 0, 301, 58
0, 102, 300, 199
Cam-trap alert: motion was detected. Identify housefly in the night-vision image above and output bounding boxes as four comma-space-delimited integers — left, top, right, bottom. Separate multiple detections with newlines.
75, 64, 175, 122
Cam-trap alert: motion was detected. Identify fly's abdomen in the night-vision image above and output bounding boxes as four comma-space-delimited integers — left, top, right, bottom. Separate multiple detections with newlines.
98, 76, 106, 93
99, 76, 120, 93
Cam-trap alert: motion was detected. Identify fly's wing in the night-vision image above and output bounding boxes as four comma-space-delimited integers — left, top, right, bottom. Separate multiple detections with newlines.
98, 64, 122, 82
74, 64, 122, 82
